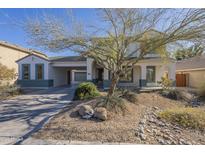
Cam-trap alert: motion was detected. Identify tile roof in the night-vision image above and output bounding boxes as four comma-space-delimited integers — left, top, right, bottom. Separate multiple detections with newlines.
49, 56, 86, 62
0, 41, 47, 58
176, 54, 205, 71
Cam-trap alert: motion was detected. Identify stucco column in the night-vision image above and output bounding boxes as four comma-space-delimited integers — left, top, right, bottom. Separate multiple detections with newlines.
140, 64, 147, 87
168, 62, 176, 86
86, 58, 93, 81
103, 68, 109, 80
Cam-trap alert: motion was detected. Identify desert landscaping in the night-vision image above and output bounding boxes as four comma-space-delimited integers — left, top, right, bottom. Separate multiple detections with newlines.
32, 83, 205, 144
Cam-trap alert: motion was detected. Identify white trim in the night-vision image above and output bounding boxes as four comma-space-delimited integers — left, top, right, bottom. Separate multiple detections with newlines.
51, 61, 86, 67
176, 68, 205, 72
71, 70, 87, 84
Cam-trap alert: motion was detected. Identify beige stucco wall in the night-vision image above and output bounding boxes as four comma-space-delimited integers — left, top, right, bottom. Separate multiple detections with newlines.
0, 45, 29, 73
177, 70, 205, 88
0, 45, 29, 84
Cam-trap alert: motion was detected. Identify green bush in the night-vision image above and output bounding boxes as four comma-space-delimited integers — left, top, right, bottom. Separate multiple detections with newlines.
158, 107, 205, 131
74, 82, 100, 100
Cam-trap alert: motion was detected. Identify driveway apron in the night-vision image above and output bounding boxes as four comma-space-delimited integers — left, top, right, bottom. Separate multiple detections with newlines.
0, 86, 76, 145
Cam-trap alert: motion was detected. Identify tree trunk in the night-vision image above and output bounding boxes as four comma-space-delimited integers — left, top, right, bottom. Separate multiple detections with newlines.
107, 74, 119, 99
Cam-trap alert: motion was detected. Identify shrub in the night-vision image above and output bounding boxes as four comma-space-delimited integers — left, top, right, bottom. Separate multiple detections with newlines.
74, 82, 100, 100
0, 63, 16, 85
198, 82, 205, 97
122, 90, 138, 104
158, 107, 205, 131
157, 77, 173, 90
0, 84, 21, 99
160, 89, 179, 100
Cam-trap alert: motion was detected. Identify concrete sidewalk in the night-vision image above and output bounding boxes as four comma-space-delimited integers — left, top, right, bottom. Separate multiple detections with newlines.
0, 86, 76, 145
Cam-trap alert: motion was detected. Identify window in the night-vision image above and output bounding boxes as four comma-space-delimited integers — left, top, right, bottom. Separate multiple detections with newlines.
36, 64, 44, 80
146, 66, 156, 83
119, 69, 133, 82
22, 64, 30, 80
74, 72, 87, 81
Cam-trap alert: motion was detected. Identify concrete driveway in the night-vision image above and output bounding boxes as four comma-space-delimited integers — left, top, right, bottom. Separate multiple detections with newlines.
0, 86, 76, 145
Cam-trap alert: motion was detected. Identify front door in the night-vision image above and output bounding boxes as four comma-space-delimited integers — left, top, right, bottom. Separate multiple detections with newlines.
67, 71, 71, 85
146, 66, 156, 86
98, 69, 103, 81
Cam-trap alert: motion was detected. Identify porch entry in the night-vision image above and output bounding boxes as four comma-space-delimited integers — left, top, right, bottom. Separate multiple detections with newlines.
146, 66, 156, 86
96, 68, 104, 88
67, 70, 71, 85
97, 68, 103, 81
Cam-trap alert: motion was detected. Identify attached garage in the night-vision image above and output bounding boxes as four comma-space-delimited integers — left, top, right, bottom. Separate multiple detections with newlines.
176, 55, 205, 88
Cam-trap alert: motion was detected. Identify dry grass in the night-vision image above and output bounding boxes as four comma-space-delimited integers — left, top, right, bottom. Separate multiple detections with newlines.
159, 107, 205, 131
136, 92, 184, 109
34, 99, 146, 143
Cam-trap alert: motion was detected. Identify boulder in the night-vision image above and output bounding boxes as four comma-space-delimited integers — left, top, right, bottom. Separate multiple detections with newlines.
78, 105, 94, 119
94, 107, 108, 121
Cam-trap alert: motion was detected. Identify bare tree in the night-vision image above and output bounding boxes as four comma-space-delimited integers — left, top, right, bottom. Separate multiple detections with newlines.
24, 8, 205, 100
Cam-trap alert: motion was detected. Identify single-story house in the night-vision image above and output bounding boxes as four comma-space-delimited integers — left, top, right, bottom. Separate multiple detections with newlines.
16, 53, 176, 89
176, 54, 205, 88
0, 41, 47, 84
16, 29, 176, 89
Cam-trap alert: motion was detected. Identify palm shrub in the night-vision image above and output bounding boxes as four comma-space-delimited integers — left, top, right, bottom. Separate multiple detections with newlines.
74, 82, 100, 100
157, 76, 173, 90
158, 77, 179, 100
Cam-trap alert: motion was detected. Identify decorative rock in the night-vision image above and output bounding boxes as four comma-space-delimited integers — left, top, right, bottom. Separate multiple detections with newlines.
165, 140, 172, 145
139, 126, 145, 134
139, 119, 146, 125
158, 121, 165, 127
78, 105, 94, 118
94, 107, 107, 121
152, 129, 158, 134
173, 126, 181, 130
175, 130, 181, 134
157, 138, 166, 145
179, 139, 188, 145
149, 118, 155, 123
153, 106, 159, 110
135, 107, 202, 145
146, 129, 151, 133
139, 133, 146, 141
162, 134, 171, 140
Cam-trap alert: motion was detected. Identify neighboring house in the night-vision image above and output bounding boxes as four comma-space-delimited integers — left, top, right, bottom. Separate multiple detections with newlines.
176, 54, 205, 88
0, 41, 47, 84
16, 48, 176, 89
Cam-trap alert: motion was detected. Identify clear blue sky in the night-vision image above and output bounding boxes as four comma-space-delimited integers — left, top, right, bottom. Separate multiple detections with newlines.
0, 8, 98, 57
